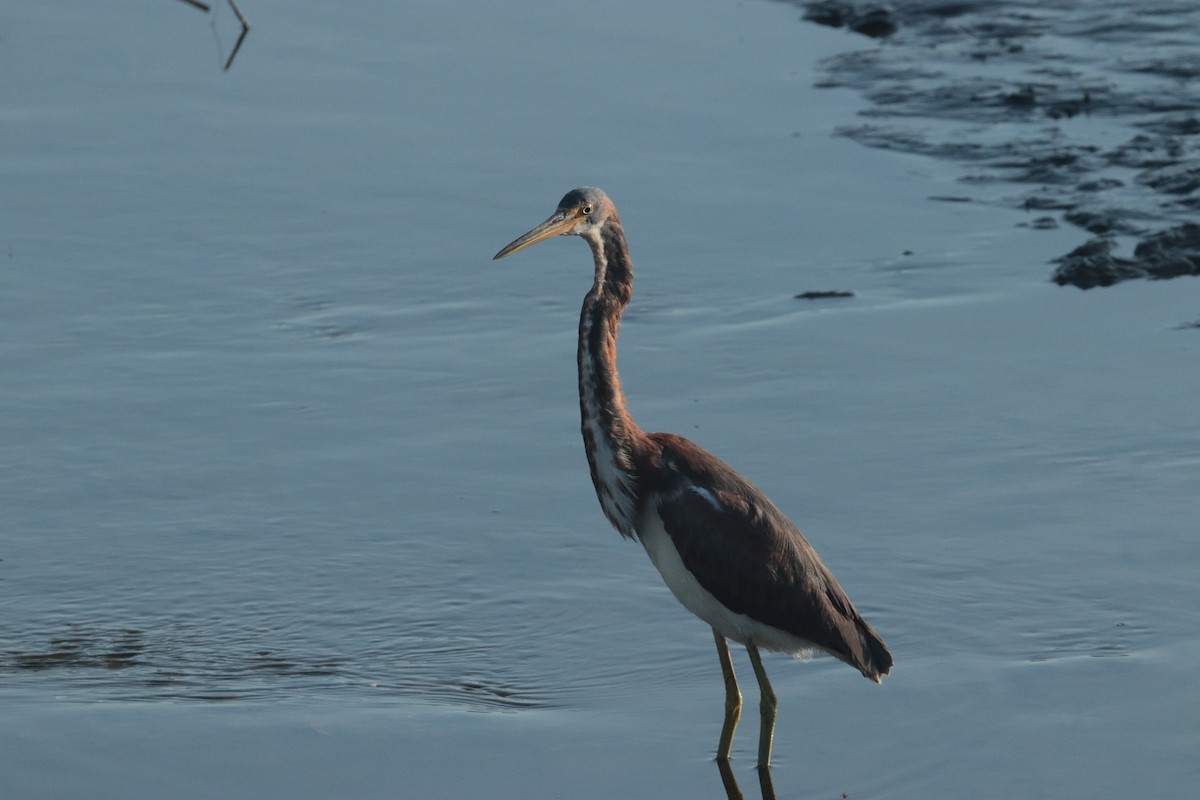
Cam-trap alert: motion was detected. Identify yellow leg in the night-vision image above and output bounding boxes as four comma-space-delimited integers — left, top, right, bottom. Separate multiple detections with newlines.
745, 641, 777, 769
713, 628, 742, 761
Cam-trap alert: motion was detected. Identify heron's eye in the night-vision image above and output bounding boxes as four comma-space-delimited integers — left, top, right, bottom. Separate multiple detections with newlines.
582, 205, 593, 215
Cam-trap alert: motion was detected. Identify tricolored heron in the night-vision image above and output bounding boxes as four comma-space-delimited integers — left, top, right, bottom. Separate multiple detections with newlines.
494, 187, 892, 768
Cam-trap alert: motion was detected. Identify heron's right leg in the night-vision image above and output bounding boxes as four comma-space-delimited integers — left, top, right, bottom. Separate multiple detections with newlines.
713, 628, 742, 761
745, 641, 777, 769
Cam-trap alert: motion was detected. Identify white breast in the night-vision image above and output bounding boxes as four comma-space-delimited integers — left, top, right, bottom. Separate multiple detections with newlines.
637, 504, 817, 656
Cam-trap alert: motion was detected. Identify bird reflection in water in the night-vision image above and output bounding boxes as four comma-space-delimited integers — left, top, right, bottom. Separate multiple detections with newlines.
718, 757, 777, 800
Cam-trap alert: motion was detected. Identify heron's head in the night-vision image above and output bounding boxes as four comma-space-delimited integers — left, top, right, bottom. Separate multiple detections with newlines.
493, 187, 616, 260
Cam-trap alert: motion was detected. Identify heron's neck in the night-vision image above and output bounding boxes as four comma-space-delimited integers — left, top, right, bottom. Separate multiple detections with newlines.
577, 222, 646, 539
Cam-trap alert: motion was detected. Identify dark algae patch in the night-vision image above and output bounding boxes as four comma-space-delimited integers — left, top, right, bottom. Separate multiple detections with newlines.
803, 1, 899, 38
1052, 224, 1200, 289
796, 290, 856, 299
789, 0, 1200, 287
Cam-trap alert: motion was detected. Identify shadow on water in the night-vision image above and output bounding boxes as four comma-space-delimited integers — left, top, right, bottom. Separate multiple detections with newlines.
0, 621, 544, 709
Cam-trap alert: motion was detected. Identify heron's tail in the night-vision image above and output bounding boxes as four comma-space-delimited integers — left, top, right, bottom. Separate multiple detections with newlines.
854, 619, 893, 683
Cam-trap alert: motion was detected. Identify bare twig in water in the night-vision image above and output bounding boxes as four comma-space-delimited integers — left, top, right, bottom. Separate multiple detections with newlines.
222, 0, 251, 71
226, 0, 251, 30
177, 0, 251, 71
223, 26, 249, 71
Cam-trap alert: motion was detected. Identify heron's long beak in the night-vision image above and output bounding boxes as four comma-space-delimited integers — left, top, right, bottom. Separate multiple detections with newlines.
493, 211, 578, 260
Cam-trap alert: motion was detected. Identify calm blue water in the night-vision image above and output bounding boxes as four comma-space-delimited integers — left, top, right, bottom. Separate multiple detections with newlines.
2, 1, 1198, 798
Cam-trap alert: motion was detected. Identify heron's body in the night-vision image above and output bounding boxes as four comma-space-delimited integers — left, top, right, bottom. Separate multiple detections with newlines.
494, 187, 891, 767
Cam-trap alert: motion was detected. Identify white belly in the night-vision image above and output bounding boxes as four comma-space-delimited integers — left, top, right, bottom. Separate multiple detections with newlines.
637, 508, 817, 655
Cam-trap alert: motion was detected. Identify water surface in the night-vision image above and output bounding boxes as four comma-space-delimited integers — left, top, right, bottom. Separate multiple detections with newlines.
2, 1, 1198, 798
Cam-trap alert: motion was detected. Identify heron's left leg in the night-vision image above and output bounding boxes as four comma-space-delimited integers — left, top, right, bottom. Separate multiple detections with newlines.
713, 628, 742, 761
745, 641, 777, 769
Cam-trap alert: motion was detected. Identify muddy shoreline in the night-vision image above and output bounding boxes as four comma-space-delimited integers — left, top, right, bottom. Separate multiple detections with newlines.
791, 0, 1200, 289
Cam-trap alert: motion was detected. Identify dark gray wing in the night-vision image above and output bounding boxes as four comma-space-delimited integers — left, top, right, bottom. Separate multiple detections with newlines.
648, 433, 892, 680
